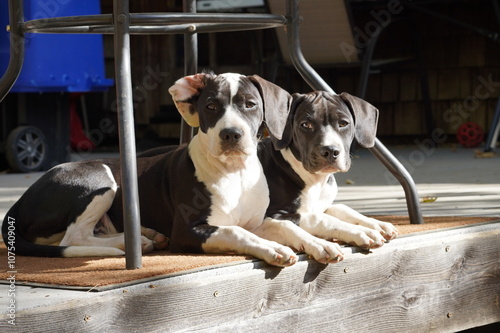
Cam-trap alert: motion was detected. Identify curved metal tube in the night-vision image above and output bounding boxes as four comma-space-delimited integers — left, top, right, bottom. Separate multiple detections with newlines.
23, 14, 111, 31
24, 23, 284, 35
0, 0, 24, 103
370, 141, 424, 224
130, 13, 286, 25
285, 0, 333, 93
23, 13, 286, 34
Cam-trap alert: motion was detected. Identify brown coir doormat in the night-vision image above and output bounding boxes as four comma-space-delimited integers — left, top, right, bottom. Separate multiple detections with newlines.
0, 216, 498, 289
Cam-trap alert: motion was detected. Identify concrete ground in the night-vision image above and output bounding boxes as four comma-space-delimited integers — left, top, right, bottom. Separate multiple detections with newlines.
335, 144, 500, 217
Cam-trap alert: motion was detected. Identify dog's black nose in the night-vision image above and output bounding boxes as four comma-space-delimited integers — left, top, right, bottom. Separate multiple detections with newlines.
320, 146, 341, 161
219, 128, 243, 143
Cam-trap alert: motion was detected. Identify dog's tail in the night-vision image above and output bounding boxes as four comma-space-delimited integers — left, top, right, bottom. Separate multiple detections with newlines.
2, 205, 125, 258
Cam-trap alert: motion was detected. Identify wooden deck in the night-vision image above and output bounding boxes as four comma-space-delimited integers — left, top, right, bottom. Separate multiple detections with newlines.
0, 145, 499, 332
0, 220, 498, 332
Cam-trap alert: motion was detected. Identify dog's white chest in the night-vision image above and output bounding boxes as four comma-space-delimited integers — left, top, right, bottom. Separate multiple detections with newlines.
190, 141, 269, 230
208, 163, 268, 229
298, 175, 338, 214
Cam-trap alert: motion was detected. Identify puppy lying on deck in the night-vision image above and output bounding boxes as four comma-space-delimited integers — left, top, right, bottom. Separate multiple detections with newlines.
258, 91, 399, 248
2, 73, 343, 267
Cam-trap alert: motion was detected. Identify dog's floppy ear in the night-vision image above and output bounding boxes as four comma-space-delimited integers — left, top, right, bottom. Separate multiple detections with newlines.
168, 73, 212, 127
248, 75, 292, 143
339, 92, 379, 148
270, 93, 306, 150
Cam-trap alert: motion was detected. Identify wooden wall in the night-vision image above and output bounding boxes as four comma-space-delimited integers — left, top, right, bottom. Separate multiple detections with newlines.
326, 1, 500, 138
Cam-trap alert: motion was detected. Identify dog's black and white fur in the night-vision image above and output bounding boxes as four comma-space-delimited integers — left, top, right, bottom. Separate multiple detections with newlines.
2, 73, 345, 267
258, 91, 399, 248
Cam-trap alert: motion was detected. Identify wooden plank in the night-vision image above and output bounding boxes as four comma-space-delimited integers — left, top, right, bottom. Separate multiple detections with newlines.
430, 100, 443, 133
399, 72, 418, 102
380, 73, 399, 103
150, 123, 181, 139
159, 35, 178, 106
485, 39, 500, 67
467, 100, 488, 130
474, 68, 500, 99
427, 69, 440, 101
394, 102, 422, 135
437, 69, 461, 101
335, 73, 357, 96
433, 100, 456, 134
197, 223, 500, 332
375, 102, 394, 137
458, 68, 473, 99
459, 35, 485, 68
3, 222, 500, 333
365, 73, 382, 103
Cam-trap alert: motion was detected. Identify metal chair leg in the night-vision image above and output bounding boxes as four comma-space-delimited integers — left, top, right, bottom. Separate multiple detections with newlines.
179, 0, 197, 145
484, 97, 500, 152
113, 0, 142, 269
370, 140, 424, 224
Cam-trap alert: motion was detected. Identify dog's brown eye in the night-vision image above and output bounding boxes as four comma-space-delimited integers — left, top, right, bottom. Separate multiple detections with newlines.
245, 101, 256, 109
300, 121, 313, 129
206, 103, 216, 111
339, 120, 349, 128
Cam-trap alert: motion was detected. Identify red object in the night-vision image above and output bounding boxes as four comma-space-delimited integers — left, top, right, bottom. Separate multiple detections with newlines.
70, 93, 95, 152
456, 122, 484, 148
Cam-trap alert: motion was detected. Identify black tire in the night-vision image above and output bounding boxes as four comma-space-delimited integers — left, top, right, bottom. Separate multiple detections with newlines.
6, 126, 48, 173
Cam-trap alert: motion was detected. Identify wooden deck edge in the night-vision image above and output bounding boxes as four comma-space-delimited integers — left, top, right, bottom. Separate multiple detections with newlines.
2, 220, 498, 292
1, 221, 499, 332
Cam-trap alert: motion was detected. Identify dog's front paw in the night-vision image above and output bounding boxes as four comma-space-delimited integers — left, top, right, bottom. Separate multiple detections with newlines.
152, 233, 169, 250
345, 227, 387, 249
298, 238, 344, 264
378, 221, 399, 241
141, 236, 155, 254
264, 243, 298, 267
365, 218, 400, 241
141, 227, 169, 250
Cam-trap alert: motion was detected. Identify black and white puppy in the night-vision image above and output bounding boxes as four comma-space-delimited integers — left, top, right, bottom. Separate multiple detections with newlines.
258, 91, 399, 249
2, 73, 343, 267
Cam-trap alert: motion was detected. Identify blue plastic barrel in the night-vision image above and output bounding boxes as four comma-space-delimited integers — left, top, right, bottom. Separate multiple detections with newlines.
0, 0, 113, 92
